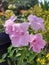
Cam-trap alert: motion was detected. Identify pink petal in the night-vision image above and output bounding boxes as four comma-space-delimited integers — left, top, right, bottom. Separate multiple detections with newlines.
33, 45, 41, 53
31, 22, 41, 31
21, 22, 29, 32
10, 35, 21, 47
21, 32, 29, 46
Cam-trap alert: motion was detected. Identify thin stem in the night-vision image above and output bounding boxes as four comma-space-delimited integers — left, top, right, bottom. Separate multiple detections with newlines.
13, 61, 16, 65
7, 59, 11, 65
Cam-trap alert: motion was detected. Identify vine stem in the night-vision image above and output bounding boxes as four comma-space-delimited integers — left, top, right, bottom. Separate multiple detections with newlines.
13, 61, 16, 65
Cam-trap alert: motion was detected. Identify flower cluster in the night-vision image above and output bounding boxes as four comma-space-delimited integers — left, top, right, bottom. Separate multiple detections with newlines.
37, 58, 45, 65
4, 14, 46, 53
46, 53, 49, 60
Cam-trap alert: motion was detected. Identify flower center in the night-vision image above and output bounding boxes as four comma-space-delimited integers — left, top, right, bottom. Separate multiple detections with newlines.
33, 39, 36, 42
21, 32, 25, 35
32, 39, 37, 44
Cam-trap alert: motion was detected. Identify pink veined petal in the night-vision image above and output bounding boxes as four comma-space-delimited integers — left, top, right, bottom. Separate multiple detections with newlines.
28, 14, 44, 23
21, 22, 29, 32
5, 25, 13, 34
29, 34, 35, 43
28, 14, 37, 22
36, 33, 43, 39
10, 34, 21, 47
36, 33, 46, 48
10, 32, 29, 47
10, 15, 17, 22
20, 32, 29, 46
31, 21, 41, 31
32, 45, 41, 53
38, 17, 44, 23
4, 20, 14, 27
12, 23, 21, 35
38, 40, 46, 49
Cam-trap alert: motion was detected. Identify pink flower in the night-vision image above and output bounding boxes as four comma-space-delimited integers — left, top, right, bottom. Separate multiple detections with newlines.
28, 14, 45, 32
10, 22, 29, 47
5, 20, 14, 34
29, 33, 46, 53
4, 15, 17, 35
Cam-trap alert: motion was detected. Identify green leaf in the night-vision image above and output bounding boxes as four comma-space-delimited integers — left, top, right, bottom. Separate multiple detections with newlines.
8, 45, 13, 53
8, 49, 16, 58
0, 59, 5, 63
2, 53, 7, 59
16, 53, 21, 57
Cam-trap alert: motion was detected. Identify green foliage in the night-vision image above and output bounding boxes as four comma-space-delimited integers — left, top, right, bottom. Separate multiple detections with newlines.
0, 45, 38, 65
2, 0, 38, 10
1, 44, 48, 65
40, 0, 49, 10
0, 53, 7, 63
0, 59, 5, 63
